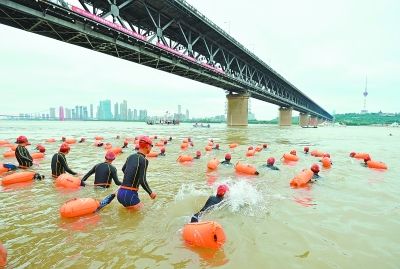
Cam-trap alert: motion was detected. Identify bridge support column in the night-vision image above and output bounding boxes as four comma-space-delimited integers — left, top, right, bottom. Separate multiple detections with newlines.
226, 93, 250, 126
279, 107, 292, 126
309, 116, 318, 127
299, 113, 309, 127
317, 118, 324, 125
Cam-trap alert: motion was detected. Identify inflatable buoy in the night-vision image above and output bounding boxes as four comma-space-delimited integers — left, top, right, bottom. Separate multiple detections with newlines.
0, 140, 9, 145
1, 171, 35, 186
283, 153, 299, 162
321, 157, 332, 168
182, 138, 189, 143
60, 198, 100, 218
255, 146, 263, 152
367, 161, 388, 170
235, 162, 259, 175
104, 143, 112, 150
205, 145, 213, 151
207, 141, 214, 147
0, 241, 7, 267
181, 143, 189, 150
207, 159, 219, 170
146, 151, 159, 158
177, 155, 193, 163
65, 138, 76, 144
10, 144, 17, 151
229, 143, 238, 149
311, 150, 325, 157
94, 136, 104, 140
46, 138, 56, 143
351, 152, 370, 159
245, 150, 256, 157
94, 140, 103, 146
155, 141, 164, 147
0, 166, 9, 175
55, 174, 81, 189
0, 143, 13, 148
109, 147, 122, 155
290, 169, 314, 188
182, 221, 226, 249
31, 152, 45, 159
2, 151, 15, 158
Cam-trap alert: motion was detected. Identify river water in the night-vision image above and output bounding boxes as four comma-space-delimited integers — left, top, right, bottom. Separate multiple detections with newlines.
0, 121, 399, 268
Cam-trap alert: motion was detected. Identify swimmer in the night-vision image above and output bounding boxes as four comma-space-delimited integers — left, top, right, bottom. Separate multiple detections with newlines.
304, 147, 309, 154
122, 141, 129, 148
362, 155, 371, 167
81, 151, 121, 188
117, 136, 157, 210
159, 147, 166, 156
15, 136, 33, 169
290, 149, 297, 155
193, 150, 201, 159
262, 157, 280, 170
213, 143, 220, 150
220, 153, 232, 165
311, 163, 321, 180
168, 136, 172, 141
51, 143, 78, 178
190, 184, 229, 223
36, 144, 46, 153
79, 138, 86, 143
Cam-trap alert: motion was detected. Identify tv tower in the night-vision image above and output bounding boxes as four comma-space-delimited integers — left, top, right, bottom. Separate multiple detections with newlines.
361, 76, 368, 113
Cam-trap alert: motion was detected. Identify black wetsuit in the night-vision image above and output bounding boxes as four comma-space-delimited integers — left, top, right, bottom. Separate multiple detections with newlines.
15, 145, 33, 168
194, 156, 201, 159
81, 162, 121, 188
221, 160, 232, 165
122, 145, 128, 148
262, 164, 280, 170
312, 174, 321, 180
51, 152, 77, 178
159, 152, 166, 156
191, 195, 224, 223
117, 152, 152, 207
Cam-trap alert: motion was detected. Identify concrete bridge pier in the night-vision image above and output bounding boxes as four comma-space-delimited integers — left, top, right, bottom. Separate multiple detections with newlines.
299, 112, 309, 127
279, 107, 293, 126
309, 116, 318, 127
226, 93, 250, 126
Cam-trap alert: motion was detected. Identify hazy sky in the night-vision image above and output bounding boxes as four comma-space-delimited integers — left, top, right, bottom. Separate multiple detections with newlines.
1, 0, 399, 119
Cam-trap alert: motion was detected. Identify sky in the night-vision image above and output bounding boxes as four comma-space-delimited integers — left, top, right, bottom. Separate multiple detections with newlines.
1, 0, 399, 119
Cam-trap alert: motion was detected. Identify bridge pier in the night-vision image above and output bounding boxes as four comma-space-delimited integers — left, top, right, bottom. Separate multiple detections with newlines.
299, 112, 309, 127
226, 93, 250, 126
309, 116, 318, 127
279, 107, 292, 126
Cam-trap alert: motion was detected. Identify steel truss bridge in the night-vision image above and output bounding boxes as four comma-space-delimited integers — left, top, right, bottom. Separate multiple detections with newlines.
0, 0, 332, 120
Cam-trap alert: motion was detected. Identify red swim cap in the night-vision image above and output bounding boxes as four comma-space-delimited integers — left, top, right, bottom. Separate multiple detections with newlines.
16, 135, 30, 145
349, 152, 356, 157
311, 163, 320, 173
160, 147, 166, 153
59, 143, 70, 153
248, 146, 253, 151
196, 150, 201, 156
225, 153, 231, 160
263, 144, 268, 148
364, 155, 371, 162
215, 144, 220, 149
138, 136, 153, 148
290, 149, 297, 155
123, 141, 128, 146
105, 151, 116, 161
267, 157, 275, 165
304, 146, 309, 152
38, 147, 46, 153
323, 153, 331, 158
217, 184, 229, 196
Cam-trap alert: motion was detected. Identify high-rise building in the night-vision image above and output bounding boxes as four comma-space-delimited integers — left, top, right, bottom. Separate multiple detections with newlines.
71, 109, 76, 120
90, 104, 94, 119
128, 109, 133, 121
120, 100, 128, 120
49, 107, 56, 119
139, 109, 148, 121
65, 108, 71, 120
133, 109, 138, 121
185, 109, 189, 121
98, 100, 113, 120
114, 102, 119, 120
59, 106, 64, 121
178, 105, 182, 115
83, 106, 88, 120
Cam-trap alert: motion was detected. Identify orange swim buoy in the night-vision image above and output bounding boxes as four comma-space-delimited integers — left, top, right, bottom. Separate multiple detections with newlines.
283, 153, 299, 162
245, 150, 256, 157
367, 160, 388, 170
1, 171, 35, 186
46, 138, 56, 143
205, 145, 213, 151
229, 143, 238, 149
177, 155, 194, 163
0, 166, 9, 175
155, 141, 164, 147
352, 152, 370, 159
207, 141, 214, 147
311, 150, 325, 157
104, 143, 113, 150
60, 198, 100, 218
207, 158, 219, 170
55, 174, 81, 189
182, 221, 226, 249
321, 157, 332, 168
94, 136, 104, 140
0, 140, 9, 145
146, 151, 159, 158
182, 138, 189, 143
10, 144, 17, 151
235, 162, 259, 175
181, 143, 189, 150
31, 152, 45, 159
65, 138, 76, 144
255, 146, 263, 152
290, 169, 314, 188
0, 143, 13, 148
0, 241, 7, 267
2, 151, 15, 158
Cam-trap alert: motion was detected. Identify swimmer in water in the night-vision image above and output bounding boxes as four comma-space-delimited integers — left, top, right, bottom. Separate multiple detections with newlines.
51, 143, 78, 178
190, 184, 229, 223
15, 135, 33, 169
262, 157, 280, 170
220, 153, 232, 165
